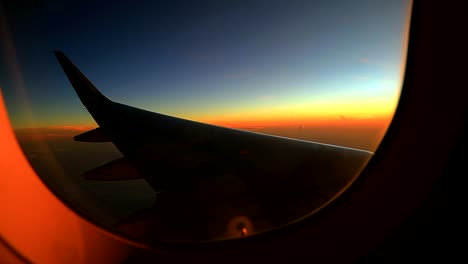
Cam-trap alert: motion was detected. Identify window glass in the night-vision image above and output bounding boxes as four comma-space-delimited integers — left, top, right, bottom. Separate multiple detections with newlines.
0, 0, 412, 243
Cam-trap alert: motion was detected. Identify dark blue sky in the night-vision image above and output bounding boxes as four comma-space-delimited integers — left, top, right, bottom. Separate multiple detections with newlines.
0, 0, 411, 128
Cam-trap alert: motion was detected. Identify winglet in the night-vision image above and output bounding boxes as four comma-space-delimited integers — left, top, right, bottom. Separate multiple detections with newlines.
53, 50, 111, 108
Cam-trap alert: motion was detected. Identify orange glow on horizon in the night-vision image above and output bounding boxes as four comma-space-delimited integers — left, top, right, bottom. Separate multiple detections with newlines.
13, 113, 393, 132
12, 114, 393, 151
13, 125, 96, 141
185, 94, 399, 129
205, 114, 393, 129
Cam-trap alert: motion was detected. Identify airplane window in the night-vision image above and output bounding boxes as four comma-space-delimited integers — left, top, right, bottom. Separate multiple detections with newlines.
0, 0, 412, 244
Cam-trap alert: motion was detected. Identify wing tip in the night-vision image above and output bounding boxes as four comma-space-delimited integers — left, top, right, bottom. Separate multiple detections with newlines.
53, 50, 111, 105
52, 50, 65, 59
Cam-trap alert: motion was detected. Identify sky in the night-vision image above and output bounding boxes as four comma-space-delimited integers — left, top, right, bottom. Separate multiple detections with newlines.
1, 0, 410, 129
0, 0, 412, 240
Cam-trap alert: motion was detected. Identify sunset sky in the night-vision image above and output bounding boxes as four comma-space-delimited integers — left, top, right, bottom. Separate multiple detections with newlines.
0, 1, 413, 240
1, 0, 410, 131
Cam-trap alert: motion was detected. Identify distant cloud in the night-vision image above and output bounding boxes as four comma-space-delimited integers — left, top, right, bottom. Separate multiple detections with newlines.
236, 126, 265, 130
355, 115, 374, 119
339, 114, 374, 120
359, 57, 370, 63
51, 125, 95, 131
257, 95, 275, 101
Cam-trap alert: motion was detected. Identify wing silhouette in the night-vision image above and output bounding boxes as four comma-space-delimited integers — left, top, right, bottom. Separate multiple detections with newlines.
54, 51, 373, 241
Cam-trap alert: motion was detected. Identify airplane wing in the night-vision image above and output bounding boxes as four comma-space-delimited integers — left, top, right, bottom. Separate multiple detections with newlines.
54, 51, 372, 207
54, 51, 373, 239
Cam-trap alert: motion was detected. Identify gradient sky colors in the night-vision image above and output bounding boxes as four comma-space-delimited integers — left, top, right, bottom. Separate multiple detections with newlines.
1, 0, 411, 130
0, 2, 413, 241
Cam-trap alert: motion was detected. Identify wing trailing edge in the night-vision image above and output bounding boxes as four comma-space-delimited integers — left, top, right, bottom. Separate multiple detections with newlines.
74, 127, 111, 142
84, 157, 143, 180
